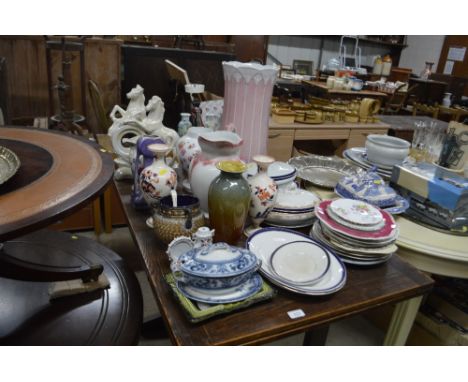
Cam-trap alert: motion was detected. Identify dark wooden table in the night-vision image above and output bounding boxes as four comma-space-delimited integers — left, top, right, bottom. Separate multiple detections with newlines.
115, 180, 433, 346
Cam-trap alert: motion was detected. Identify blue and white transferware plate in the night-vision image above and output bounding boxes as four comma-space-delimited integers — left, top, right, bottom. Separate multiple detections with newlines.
334, 188, 409, 215
178, 242, 259, 278
176, 273, 263, 304
382, 195, 409, 215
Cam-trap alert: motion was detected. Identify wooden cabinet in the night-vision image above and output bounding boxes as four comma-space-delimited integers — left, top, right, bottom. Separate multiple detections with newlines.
267, 129, 294, 161
268, 119, 389, 161
347, 128, 389, 149
49, 198, 99, 233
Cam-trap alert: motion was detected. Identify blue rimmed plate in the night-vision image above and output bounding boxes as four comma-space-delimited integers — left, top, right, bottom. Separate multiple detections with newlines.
246, 227, 346, 295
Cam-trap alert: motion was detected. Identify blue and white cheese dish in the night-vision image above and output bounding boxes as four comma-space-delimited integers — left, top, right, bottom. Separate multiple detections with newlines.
174, 242, 260, 290
335, 168, 397, 207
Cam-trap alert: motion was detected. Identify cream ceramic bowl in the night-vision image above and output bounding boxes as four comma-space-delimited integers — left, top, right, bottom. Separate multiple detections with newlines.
365, 134, 410, 167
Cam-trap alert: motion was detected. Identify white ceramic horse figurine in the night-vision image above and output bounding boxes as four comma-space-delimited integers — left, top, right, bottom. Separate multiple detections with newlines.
137, 96, 180, 148
109, 84, 146, 127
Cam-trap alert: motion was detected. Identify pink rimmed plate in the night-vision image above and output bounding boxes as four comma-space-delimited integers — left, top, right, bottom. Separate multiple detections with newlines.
316, 200, 397, 241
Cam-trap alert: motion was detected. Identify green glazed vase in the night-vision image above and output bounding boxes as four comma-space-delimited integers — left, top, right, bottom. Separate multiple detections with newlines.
208, 160, 251, 245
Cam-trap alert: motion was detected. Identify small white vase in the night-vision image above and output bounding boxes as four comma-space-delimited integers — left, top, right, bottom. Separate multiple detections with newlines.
139, 143, 177, 205
245, 155, 278, 235
177, 113, 192, 136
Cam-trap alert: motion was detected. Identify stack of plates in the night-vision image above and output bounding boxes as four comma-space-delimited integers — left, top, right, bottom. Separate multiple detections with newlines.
311, 199, 399, 266
247, 227, 347, 295
343, 147, 393, 179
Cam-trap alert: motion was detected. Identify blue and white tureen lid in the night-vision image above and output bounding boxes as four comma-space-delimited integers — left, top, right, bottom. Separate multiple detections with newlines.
178, 242, 259, 278
335, 168, 397, 207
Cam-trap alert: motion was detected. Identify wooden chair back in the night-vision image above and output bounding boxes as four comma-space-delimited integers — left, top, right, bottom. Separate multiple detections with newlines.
383, 84, 418, 114
88, 79, 112, 134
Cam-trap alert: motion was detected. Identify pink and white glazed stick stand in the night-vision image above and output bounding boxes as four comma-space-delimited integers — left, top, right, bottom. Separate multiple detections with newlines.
221, 61, 279, 162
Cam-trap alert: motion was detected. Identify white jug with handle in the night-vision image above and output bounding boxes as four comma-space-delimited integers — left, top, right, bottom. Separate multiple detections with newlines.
442, 93, 452, 107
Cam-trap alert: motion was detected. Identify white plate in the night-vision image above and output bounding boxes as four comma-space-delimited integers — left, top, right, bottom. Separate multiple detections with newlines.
246, 228, 346, 295
176, 273, 263, 304
270, 240, 330, 285
311, 222, 397, 256
320, 223, 398, 247
329, 198, 383, 226
339, 254, 392, 266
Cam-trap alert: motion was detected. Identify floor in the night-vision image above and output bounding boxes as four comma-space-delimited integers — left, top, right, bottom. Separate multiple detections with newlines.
77, 227, 385, 346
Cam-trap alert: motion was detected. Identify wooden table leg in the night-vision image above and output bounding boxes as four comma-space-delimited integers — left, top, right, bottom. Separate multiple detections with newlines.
383, 296, 423, 346
92, 197, 101, 236
303, 324, 330, 346
103, 187, 113, 234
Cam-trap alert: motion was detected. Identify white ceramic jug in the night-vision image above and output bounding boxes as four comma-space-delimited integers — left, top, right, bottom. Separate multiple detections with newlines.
442, 93, 452, 107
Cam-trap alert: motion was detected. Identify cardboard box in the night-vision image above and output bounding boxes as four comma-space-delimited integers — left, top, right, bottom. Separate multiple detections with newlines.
391, 162, 468, 230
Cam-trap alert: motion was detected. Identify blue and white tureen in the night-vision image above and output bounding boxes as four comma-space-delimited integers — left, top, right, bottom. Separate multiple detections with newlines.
174, 242, 260, 290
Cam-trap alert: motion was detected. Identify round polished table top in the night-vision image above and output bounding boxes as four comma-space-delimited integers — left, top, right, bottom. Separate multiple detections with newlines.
0, 230, 142, 345
0, 127, 114, 241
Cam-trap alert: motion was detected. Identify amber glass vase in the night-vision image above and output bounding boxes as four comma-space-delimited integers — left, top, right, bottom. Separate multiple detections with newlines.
208, 160, 251, 244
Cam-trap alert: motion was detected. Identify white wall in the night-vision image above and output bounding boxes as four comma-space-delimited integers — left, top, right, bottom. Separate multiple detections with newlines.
267, 36, 399, 70
399, 35, 445, 74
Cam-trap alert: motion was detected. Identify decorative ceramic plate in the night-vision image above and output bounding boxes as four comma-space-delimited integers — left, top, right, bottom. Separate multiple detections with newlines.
177, 273, 263, 304
246, 228, 347, 295
316, 200, 397, 241
328, 198, 383, 226
289, 155, 362, 189
326, 208, 385, 232
0, 146, 21, 185
269, 240, 330, 285
334, 188, 409, 215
